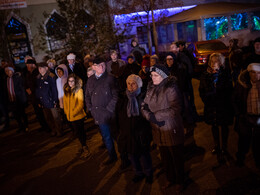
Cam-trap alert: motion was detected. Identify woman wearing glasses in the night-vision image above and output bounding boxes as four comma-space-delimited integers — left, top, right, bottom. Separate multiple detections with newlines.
63, 74, 90, 158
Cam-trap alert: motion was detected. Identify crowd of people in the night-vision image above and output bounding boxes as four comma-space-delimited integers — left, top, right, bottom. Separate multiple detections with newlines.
0, 37, 260, 193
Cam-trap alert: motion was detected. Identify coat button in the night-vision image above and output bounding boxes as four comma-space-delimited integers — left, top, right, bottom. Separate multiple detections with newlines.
94, 92, 97, 95
40, 97, 42, 99
96, 106, 98, 109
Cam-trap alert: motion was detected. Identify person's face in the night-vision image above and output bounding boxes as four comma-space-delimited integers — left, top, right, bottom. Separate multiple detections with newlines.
26, 63, 36, 72
142, 66, 147, 73
127, 80, 138, 92
38, 66, 48, 76
132, 41, 137, 47
111, 53, 118, 61
68, 59, 75, 65
151, 72, 164, 85
170, 43, 179, 54
48, 62, 55, 69
128, 58, 134, 64
92, 62, 106, 75
179, 45, 185, 51
210, 56, 220, 72
166, 55, 174, 67
5, 68, 13, 77
249, 70, 260, 83
57, 69, 64, 78
68, 77, 75, 88
254, 42, 260, 54
150, 59, 156, 66
89, 61, 93, 67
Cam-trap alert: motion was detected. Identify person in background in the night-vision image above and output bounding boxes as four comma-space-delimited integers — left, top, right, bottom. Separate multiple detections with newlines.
64, 74, 90, 158
106, 50, 126, 78
25, 59, 50, 132
150, 54, 158, 67
35, 62, 62, 137
141, 65, 184, 192
139, 54, 151, 91
55, 64, 68, 133
85, 57, 118, 165
67, 53, 87, 83
199, 53, 233, 158
233, 63, 260, 168
131, 38, 146, 65
3, 65, 28, 133
243, 37, 260, 70
117, 74, 153, 183
47, 59, 57, 75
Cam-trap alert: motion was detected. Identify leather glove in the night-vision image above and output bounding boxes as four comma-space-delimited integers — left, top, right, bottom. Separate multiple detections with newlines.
149, 113, 165, 127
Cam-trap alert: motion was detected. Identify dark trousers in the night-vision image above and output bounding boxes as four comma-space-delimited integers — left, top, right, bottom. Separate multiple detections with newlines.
129, 152, 152, 177
211, 125, 229, 150
159, 144, 184, 185
70, 118, 86, 147
7, 102, 28, 131
237, 115, 260, 166
32, 103, 49, 130
43, 108, 62, 135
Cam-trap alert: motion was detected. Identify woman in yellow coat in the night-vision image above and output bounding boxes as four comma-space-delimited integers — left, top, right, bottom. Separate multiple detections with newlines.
63, 74, 89, 158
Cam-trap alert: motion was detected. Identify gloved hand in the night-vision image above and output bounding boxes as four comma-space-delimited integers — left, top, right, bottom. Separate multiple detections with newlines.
149, 113, 165, 127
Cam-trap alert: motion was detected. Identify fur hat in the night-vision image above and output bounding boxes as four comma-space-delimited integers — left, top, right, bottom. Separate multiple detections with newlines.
126, 74, 143, 88
150, 64, 169, 79
247, 63, 260, 72
67, 53, 76, 60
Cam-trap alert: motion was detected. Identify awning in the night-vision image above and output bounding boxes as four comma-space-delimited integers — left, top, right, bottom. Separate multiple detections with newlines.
167, 2, 260, 23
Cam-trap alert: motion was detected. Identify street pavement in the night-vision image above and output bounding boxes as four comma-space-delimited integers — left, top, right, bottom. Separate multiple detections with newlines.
1, 79, 260, 195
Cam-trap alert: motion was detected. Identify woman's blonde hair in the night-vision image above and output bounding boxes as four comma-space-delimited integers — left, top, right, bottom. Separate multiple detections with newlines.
208, 53, 225, 68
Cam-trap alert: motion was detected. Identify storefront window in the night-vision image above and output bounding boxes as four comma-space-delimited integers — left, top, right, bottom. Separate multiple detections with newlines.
231, 12, 248, 31
252, 11, 260, 31
204, 16, 228, 40
177, 20, 197, 42
46, 12, 68, 51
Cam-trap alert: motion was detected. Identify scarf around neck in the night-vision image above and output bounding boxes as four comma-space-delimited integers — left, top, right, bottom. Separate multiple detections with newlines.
126, 88, 141, 117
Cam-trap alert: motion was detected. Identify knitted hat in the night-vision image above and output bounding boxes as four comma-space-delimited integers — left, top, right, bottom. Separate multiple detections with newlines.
141, 54, 150, 67
67, 53, 76, 60
5, 66, 14, 72
247, 63, 260, 72
150, 64, 169, 79
126, 74, 143, 88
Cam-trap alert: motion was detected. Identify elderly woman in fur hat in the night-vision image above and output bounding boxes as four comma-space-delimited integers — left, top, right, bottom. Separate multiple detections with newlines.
141, 65, 184, 192
63, 74, 90, 158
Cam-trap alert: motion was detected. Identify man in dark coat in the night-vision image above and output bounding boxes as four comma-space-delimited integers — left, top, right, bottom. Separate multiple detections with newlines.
3, 66, 28, 132
35, 62, 62, 136
67, 53, 87, 83
25, 59, 50, 132
233, 63, 260, 167
243, 37, 260, 70
85, 57, 118, 165
131, 38, 146, 65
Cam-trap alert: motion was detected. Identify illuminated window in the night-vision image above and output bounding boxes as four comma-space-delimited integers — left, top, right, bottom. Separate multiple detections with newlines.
204, 16, 228, 40
46, 12, 68, 51
252, 11, 260, 31
231, 12, 248, 31
156, 24, 174, 44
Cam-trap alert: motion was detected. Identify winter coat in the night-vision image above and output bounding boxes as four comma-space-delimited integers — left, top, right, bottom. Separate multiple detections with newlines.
85, 71, 118, 125
24, 68, 39, 104
55, 64, 68, 108
117, 91, 152, 155
67, 62, 87, 83
199, 68, 234, 126
35, 70, 58, 109
141, 77, 184, 147
63, 78, 86, 122
106, 59, 126, 78
3, 72, 27, 105
232, 70, 260, 131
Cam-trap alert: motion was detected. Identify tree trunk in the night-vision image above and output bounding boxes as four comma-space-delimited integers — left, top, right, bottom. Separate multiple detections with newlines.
146, 12, 152, 55
150, 0, 158, 55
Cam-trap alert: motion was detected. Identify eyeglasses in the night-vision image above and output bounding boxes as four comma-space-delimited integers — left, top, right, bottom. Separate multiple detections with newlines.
68, 80, 75, 83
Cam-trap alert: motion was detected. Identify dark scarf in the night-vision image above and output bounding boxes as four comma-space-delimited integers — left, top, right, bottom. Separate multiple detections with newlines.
126, 88, 141, 117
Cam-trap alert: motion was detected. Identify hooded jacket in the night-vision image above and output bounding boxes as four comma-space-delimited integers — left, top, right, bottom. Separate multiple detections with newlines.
55, 64, 68, 108
63, 77, 86, 122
